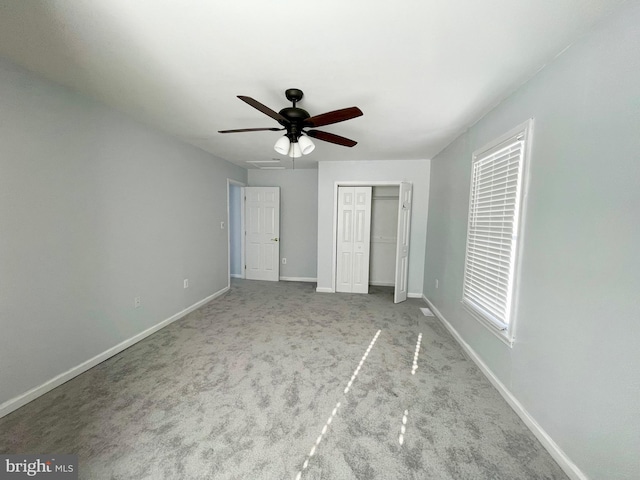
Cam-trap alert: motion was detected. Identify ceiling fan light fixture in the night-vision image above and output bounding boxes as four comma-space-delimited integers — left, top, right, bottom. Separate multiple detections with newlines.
274, 135, 290, 154
288, 142, 302, 158
222, 89, 362, 156
298, 135, 315, 155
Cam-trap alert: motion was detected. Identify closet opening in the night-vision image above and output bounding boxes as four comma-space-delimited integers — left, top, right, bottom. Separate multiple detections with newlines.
332, 182, 412, 303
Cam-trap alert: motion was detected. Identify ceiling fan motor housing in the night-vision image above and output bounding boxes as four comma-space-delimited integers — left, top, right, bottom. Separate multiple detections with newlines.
279, 107, 310, 141
279, 89, 309, 141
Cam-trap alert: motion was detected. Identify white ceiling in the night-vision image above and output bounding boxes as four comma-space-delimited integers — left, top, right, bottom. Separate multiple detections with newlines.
0, 0, 624, 169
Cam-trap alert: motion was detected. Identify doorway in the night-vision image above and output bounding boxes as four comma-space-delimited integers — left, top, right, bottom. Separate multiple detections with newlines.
333, 182, 412, 303
370, 185, 400, 287
227, 179, 245, 281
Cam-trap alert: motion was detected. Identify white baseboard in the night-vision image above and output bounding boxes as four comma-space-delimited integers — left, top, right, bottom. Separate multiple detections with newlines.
421, 296, 587, 480
230, 273, 243, 279
314, 288, 421, 297
369, 281, 394, 287
279, 276, 317, 283
0, 286, 229, 419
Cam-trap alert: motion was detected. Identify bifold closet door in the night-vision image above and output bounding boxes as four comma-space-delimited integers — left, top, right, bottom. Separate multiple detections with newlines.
394, 182, 412, 303
336, 186, 372, 293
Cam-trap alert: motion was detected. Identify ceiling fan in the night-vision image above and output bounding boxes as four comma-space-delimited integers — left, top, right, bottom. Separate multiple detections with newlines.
218, 88, 363, 158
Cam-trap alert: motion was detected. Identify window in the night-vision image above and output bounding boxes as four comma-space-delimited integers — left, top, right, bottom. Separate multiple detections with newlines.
462, 120, 532, 342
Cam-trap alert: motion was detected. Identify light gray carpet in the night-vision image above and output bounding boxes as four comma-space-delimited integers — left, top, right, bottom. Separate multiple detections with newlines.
0, 279, 568, 479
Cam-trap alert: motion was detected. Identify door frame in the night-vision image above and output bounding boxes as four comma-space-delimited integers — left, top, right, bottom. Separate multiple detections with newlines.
227, 179, 246, 285
331, 181, 411, 296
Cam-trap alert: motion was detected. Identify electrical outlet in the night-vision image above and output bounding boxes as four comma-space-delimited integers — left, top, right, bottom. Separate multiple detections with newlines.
282, 258, 287, 264
134, 296, 141, 308
220, 221, 225, 229
184, 279, 189, 288
435, 279, 439, 289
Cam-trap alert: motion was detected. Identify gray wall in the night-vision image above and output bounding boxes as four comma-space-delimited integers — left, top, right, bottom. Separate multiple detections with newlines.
0, 58, 247, 408
248, 169, 318, 280
317, 160, 430, 294
423, 2, 639, 479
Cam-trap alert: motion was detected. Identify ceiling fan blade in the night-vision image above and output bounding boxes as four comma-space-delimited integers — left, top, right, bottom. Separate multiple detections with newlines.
237, 96, 289, 124
218, 127, 284, 133
306, 130, 358, 147
304, 106, 363, 128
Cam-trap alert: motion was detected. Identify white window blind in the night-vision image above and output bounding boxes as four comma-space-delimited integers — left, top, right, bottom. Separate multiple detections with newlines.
462, 131, 527, 331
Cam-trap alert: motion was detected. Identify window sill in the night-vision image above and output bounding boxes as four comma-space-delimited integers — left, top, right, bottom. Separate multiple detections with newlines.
461, 301, 514, 348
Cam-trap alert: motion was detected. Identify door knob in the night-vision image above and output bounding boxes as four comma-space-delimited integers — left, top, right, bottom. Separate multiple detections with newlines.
271, 238, 279, 242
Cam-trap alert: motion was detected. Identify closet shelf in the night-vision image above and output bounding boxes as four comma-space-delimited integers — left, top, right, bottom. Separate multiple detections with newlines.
371, 236, 397, 244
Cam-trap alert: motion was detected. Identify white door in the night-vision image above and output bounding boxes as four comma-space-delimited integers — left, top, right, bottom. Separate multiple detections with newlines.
336, 186, 372, 293
394, 182, 412, 303
245, 187, 280, 281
